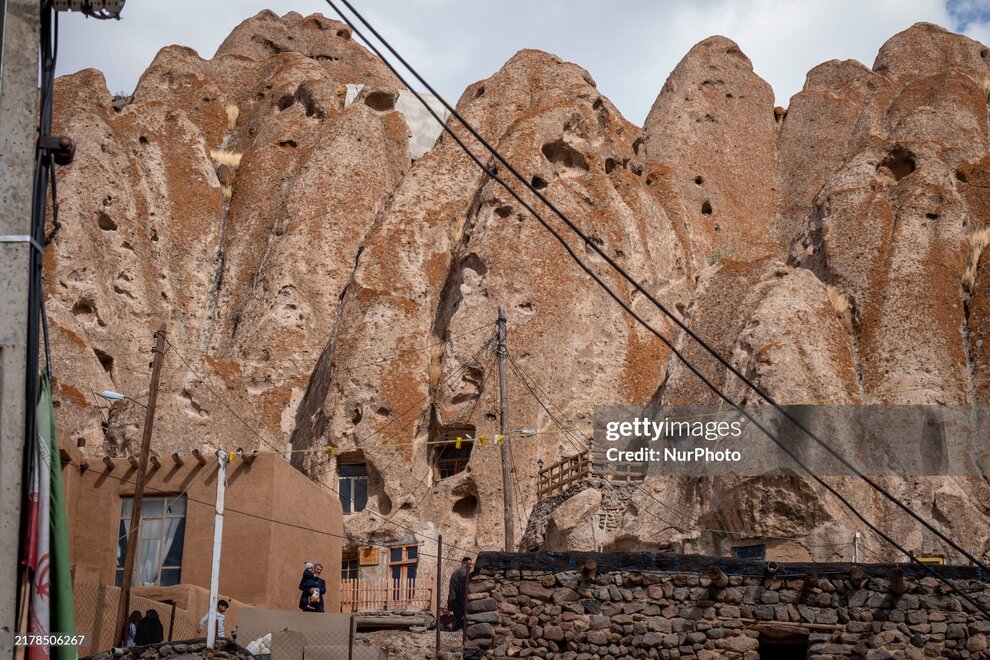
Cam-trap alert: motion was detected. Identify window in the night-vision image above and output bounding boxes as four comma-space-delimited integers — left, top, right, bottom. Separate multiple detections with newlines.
731, 544, 766, 560
341, 556, 359, 581
116, 496, 186, 587
388, 545, 418, 598
434, 429, 474, 480
338, 463, 368, 514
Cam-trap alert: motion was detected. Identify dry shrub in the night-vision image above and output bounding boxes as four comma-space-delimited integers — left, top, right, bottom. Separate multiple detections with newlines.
963, 227, 990, 294
225, 104, 239, 130
210, 149, 242, 169
826, 284, 854, 332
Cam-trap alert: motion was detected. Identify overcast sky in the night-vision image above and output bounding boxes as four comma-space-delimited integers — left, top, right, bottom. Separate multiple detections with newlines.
56, 0, 990, 126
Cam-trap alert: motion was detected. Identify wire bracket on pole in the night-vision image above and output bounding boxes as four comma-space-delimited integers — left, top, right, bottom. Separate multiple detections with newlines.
0, 235, 44, 254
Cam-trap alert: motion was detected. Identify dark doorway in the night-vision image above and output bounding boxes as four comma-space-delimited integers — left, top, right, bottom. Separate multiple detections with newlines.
758, 630, 809, 659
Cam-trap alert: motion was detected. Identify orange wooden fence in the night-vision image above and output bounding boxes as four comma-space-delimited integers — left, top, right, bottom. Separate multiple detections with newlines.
340, 573, 435, 613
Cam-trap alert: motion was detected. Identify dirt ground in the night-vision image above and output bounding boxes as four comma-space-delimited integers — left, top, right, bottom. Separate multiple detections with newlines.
355, 630, 463, 659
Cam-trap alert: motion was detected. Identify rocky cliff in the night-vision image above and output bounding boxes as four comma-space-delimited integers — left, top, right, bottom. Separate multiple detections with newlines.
46, 12, 990, 562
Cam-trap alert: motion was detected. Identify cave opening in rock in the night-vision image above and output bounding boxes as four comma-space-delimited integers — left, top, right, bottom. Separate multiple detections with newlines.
878, 147, 916, 181
431, 425, 475, 480
93, 348, 114, 377
541, 139, 590, 171
701, 200, 713, 216
452, 494, 478, 518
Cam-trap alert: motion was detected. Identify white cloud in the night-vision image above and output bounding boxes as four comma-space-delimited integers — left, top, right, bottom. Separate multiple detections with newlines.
56, 0, 987, 125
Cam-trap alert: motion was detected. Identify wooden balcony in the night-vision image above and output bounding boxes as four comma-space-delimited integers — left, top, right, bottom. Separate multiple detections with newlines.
537, 448, 646, 499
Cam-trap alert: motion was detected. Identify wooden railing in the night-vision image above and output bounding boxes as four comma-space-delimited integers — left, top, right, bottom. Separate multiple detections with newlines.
537, 451, 593, 498
340, 573, 435, 613
537, 449, 646, 499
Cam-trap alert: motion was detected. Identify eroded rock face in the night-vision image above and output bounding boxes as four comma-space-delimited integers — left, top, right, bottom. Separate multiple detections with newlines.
46, 15, 990, 562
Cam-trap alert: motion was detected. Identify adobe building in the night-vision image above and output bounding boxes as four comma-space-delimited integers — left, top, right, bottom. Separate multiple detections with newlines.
60, 445, 343, 651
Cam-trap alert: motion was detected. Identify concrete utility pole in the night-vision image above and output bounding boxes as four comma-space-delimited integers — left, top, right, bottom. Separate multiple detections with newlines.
0, 0, 41, 651
115, 324, 167, 645
496, 308, 515, 552
205, 450, 228, 653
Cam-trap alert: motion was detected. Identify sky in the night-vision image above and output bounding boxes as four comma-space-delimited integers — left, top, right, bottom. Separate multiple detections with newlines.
56, 0, 990, 126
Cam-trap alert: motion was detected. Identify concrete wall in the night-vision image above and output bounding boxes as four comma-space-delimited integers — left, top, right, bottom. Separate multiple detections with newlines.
64, 452, 343, 612
464, 552, 990, 659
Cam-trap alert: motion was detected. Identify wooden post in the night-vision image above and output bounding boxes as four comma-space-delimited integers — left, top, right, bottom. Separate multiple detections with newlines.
348, 614, 355, 660
115, 324, 167, 646
889, 567, 907, 595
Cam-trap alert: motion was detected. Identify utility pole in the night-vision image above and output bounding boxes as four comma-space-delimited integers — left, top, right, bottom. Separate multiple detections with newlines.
205, 450, 228, 654
115, 324, 167, 645
0, 0, 41, 650
496, 308, 515, 552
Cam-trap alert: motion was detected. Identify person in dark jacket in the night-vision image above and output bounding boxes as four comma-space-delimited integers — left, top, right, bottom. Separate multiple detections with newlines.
447, 557, 472, 631
133, 609, 164, 645
299, 562, 327, 612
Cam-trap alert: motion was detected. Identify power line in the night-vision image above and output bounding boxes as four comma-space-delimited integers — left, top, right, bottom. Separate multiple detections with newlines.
320, 0, 990, 607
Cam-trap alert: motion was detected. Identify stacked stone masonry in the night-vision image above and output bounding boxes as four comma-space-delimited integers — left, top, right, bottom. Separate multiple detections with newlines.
465, 553, 990, 659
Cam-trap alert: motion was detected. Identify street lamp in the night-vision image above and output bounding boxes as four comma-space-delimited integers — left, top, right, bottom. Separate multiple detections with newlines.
98, 389, 147, 408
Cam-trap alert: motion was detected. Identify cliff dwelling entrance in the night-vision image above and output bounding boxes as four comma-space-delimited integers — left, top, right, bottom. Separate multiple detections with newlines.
432, 426, 475, 480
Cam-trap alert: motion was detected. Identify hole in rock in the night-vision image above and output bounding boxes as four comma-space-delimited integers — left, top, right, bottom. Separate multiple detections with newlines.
957, 169, 968, 183
453, 495, 478, 518
93, 348, 113, 376
878, 147, 916, 181
926, 212, 939, 220
694, 175, 704, 185
278, 139, 298, 148
97, 212, 118, 231
138, 136, 149, 145
275, 94, 294, 111
350, 406, 363, 425
363, 91, 395, 112
494, 205, 513, 218
474, 85, 485, 99
531, 176, 548, 190
604, 158, 620, 174
71, 298, 97, 321
701, 200, 713, 216
541, 139, 590, 171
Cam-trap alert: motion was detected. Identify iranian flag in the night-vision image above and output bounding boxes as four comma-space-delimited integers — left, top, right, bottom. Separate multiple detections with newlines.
22, 372, 75, 660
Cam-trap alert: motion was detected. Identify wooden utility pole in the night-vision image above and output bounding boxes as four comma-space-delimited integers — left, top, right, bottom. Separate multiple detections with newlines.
496, 308, 515, 552
115, 323, 167, 645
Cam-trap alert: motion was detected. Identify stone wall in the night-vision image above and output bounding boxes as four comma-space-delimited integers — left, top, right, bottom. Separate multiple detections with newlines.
463, 552, 990, 659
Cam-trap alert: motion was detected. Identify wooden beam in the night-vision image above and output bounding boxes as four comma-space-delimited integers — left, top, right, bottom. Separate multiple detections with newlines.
889, 567, 907, 595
